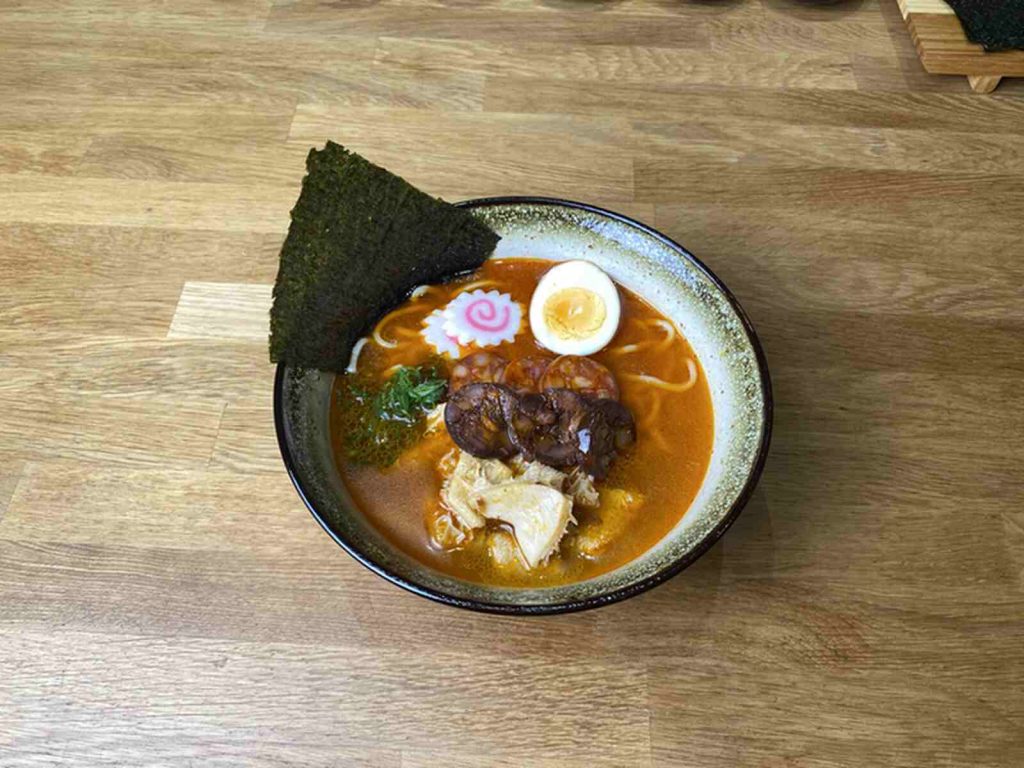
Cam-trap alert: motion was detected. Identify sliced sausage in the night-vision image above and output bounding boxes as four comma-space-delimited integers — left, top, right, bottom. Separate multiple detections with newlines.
499, 355, 554, 394
444, 383, 518, 459
539, 355, 619, 400
448, 351, 509, 395
580, 398, 636, 477
501, 388, 629, 479
503, 389, 584, 469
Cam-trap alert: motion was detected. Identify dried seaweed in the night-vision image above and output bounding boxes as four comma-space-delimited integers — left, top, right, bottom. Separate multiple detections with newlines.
269, 142, 499, 370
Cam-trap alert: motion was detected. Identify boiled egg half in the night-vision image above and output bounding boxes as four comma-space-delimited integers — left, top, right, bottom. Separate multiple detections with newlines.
529, 260, 621, 356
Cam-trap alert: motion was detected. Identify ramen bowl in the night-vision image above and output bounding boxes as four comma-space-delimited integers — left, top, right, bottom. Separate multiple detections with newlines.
274, 197, 772, 614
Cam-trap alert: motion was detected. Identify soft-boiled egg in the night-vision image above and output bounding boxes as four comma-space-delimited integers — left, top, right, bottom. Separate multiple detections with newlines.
529, 260, 621, 355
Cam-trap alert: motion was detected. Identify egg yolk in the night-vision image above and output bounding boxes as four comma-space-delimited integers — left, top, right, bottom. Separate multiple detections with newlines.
542, 287, 607, 340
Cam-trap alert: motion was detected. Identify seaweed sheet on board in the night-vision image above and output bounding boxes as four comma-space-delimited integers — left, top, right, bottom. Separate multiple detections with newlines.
945, 0, 1024, 51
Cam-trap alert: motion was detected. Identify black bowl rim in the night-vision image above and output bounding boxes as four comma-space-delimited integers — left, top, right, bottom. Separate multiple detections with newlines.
273, 195, 773, 615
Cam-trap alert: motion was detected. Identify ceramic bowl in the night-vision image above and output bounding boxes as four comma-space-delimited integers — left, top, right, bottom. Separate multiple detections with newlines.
274, 197, 772, 614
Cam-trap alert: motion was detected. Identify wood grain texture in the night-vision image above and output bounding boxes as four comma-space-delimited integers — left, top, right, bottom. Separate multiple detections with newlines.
1, 1, 1023, 766
968, 74, 1002, 94
168, 282, 272, 341
900, 0, 955, 14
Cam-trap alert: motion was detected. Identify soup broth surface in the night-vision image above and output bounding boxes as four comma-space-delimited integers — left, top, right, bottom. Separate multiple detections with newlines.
331, 258, 714, 587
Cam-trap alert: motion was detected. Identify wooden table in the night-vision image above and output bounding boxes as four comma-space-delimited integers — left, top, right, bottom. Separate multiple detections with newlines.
2, 1, 1023, 765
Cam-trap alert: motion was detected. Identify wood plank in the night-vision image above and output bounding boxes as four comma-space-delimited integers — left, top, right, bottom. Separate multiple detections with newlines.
849, 52, 975, 92
0, 0, 275, 28
634, 163, 1024, 237
288, 105, 636, 200
1, 98, 299, 142
0, 462, 26, 523
75, 137, 311, 185
376, 37, 859, 90
706, 15, 897, 56
0, 627, 650, 765
652, 204, 1024, 321
0, 390, 225, 470
210, 402, 283, 475
0, 225, 280, 337
0, 466, 319, 553
0, 335, 273, 406
649, 650, 1024, 767
0, 132, 90, 175
635, 121, 1024, 175
168, 282, 271, 341
0, 224, 280, 284
373, 0, 766, 18
0, 175, 295, 232
0, 24, 480, 114
482, 77, 1024, 132
267, 2, 711, 48
732, 306, 1022, 377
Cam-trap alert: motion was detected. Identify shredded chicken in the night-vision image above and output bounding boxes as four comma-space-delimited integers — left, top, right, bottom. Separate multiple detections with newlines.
426, 508, 469, 551
511, 455, 566, 488
475, 482, 574, 569
439, 450, 514, 530
436, 449, 611, 568
509, 456, 600, 508
566, 467, 600, 508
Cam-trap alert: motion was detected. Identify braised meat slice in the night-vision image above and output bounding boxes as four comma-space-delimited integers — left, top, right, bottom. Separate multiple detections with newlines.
445, 378, 635, 479
503, 388, 632, 479
444, 382, 518, 459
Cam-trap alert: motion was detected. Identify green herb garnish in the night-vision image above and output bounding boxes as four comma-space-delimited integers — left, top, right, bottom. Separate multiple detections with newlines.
337, 362, 448, 467
374, 365, 447, 423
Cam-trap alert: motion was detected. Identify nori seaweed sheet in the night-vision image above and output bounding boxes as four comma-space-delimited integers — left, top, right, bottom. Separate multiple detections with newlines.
945, 0, 1024, 52
269, 142, 500, 371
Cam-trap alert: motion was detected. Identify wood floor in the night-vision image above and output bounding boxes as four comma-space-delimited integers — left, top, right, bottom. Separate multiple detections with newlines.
2, 1, 1023, 766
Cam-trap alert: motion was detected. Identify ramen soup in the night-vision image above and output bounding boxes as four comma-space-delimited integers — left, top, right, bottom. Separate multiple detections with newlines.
330, 258, 713, 587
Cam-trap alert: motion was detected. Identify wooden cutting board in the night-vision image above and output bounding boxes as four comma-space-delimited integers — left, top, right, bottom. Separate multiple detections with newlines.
899, 0, 1024, 92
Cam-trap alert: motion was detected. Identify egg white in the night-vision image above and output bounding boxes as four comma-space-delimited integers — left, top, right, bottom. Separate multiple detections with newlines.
529, 260, 621, 356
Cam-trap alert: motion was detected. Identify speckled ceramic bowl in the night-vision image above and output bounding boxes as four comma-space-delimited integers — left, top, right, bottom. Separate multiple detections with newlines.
274, 197, 772, 614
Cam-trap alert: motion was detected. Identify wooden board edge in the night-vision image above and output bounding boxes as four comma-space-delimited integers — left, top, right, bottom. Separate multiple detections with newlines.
903, 12, 1024, 77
